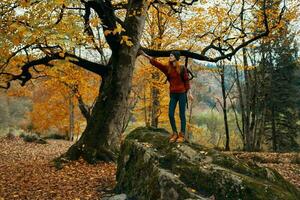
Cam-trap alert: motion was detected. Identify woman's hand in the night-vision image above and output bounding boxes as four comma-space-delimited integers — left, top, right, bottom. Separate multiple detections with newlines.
138, 49, 152, 60
188, 92, 194, 101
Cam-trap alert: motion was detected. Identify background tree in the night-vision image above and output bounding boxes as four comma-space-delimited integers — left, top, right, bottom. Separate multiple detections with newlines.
260, 24, 300, 151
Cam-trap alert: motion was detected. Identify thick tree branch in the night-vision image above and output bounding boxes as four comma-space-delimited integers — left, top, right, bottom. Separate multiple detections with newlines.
64, 52, 108, 75
77, 93, 92, 121
141, 47, 213, 61
84, 0, 122, 51
151, 0, 198, 13
60, 79, 92, 121
1, 52, 108, 89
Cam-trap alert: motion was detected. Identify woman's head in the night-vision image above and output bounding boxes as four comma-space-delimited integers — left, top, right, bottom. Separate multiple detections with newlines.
169, 51, 180, 62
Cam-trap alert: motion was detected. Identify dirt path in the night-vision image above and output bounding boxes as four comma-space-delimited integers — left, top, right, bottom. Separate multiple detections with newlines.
0, 137, 116, 200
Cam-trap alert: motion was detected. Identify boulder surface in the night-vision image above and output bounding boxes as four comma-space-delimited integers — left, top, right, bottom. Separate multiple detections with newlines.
115, 127, 300, 200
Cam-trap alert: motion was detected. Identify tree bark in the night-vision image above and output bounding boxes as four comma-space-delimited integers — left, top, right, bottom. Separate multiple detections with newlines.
62, 52, 138, 162
143, 88, 149, 126
69, 91, 75, 141
220, 69, 230, 151
271, 104, 277, 151
234, 61, 246, 147
151, 72, 160, 127
242, 48, 252, 151
59, 0, 147, 163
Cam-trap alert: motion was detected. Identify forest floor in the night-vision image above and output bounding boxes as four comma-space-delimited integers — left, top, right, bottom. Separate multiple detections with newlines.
0, 136, 299, 200
0, 137, 116, 200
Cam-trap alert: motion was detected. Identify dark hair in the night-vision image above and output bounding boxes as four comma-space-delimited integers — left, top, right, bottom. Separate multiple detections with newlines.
170, 51, 180, 61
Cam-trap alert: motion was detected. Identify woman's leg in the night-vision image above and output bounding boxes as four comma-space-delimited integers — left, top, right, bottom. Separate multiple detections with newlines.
169, 93, 178, 133
178, 93, 187, 135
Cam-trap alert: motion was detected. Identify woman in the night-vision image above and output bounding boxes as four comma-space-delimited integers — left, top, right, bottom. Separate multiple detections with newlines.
140, 50, 193, 143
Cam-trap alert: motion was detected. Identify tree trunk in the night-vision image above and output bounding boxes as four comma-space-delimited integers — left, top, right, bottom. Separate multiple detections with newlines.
187, 90, 194, 142
243, 48, 252, 151
271, 104, 277, 151
143, 88, 149, 126
59, 0, 147, 163
63, 53, 136, 163
220, 69, 230, 151
151, 72, 160, 127
249, 70, 257, 150
69, 91, 75, 141
254, 104, 267, 151
234, 62, 246, 147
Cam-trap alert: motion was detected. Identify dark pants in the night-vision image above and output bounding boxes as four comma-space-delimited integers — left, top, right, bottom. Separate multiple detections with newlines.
169, 92, 187, 135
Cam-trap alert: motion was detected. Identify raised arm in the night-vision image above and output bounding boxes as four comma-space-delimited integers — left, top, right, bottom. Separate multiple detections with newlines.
139, 50, 168, 75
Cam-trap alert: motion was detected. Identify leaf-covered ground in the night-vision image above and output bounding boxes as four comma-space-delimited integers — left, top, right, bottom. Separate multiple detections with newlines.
226, 151, 300, 188
0, 137, 299, 200
0, 137, 116, 200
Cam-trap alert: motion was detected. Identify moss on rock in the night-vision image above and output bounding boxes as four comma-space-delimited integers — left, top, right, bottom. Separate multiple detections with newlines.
115, 127, 300, 200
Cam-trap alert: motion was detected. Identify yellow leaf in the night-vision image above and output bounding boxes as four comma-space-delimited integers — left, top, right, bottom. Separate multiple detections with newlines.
66, 57, 79, 62
104, 30, 112, 36
126, 40, 134, 47
55, 0, 65, 4
20, 0, 30, 7
90, 18, 100, 27
59, 52, 65, 57
12, 37, 21, 45
18, 26, 27, 36
120, 35, 134, 47
113, 24, 125, 35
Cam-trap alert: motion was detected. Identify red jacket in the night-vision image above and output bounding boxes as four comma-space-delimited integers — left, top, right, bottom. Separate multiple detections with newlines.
150, 58, 190, 93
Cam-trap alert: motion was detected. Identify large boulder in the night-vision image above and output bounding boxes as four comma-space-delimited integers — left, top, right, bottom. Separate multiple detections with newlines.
115, 127, 300, 200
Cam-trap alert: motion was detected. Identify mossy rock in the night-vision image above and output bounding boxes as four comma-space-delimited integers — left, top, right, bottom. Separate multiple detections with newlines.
21, 134, 47, 144
115, 127, 300, 200
43, 133, 67, 140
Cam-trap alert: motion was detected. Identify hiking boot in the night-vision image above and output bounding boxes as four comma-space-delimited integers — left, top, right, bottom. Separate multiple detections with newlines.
176, 132, 185, 143
169, 133, 178, 143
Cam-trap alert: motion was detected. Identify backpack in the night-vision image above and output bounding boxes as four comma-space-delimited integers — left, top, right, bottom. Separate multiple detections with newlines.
165, 57, 195, 83
180, 65, 194, 82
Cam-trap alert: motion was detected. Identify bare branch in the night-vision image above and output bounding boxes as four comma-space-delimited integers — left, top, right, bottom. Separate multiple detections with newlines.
151, 0, 199, 13
144, 0, 285, 63
55, 4, 66, 24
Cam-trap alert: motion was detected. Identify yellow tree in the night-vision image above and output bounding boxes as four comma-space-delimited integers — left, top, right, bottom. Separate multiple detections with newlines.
29, 61, 100, 139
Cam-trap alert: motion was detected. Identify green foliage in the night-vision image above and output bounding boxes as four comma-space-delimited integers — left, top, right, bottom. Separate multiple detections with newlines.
193, 110, 243, 150
259, 24, 300, 152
